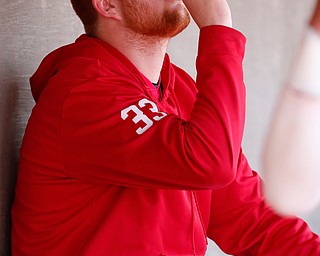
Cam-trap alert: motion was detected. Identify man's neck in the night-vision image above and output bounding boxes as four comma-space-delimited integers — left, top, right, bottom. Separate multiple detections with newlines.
94, 26, 169, 83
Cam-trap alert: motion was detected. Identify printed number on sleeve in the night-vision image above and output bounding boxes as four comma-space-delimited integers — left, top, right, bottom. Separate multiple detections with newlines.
121, 98, 167, 135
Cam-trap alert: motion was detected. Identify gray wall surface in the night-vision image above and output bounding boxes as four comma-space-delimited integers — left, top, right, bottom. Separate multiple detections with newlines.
1, 0, 319, 255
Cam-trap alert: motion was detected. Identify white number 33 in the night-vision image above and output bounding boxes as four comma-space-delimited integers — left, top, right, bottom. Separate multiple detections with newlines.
121, 98, 167, 135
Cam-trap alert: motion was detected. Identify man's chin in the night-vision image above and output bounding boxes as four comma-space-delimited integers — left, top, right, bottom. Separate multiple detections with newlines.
169, 11, 191, 38
170, 20, 190, 38
121, 1, 190, 39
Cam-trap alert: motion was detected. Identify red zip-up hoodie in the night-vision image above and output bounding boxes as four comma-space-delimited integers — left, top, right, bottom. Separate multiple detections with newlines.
12, 26, 320, 255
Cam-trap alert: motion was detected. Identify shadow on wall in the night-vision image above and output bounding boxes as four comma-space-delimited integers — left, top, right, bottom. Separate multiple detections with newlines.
0, 75, 19, 255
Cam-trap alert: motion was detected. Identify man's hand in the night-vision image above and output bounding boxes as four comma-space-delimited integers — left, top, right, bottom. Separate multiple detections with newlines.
182, 0, 232, 28
310, 0, 320, 33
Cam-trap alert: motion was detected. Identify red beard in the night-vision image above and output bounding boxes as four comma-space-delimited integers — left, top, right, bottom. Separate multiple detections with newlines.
120, 0, 190, 38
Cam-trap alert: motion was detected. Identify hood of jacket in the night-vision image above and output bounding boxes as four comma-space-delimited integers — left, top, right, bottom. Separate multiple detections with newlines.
30, 34, 175, 102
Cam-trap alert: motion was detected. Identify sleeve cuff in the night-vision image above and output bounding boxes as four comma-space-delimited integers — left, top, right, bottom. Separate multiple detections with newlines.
198, 25, 246, 60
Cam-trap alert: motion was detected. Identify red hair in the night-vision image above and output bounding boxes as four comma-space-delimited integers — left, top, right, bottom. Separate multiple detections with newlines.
70, 0, 97, 33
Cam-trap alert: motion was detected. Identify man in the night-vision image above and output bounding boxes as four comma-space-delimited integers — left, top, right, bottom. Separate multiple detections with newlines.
11, 0, 320, 255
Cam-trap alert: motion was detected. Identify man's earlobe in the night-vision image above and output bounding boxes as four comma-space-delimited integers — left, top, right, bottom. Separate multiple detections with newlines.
91, 0, 121, 20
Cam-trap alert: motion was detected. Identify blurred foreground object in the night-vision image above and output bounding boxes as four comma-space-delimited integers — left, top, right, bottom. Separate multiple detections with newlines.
262, 0, 320, 216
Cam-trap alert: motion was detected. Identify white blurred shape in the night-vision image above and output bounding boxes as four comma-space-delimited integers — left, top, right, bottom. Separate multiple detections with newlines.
262, 28, 320, 216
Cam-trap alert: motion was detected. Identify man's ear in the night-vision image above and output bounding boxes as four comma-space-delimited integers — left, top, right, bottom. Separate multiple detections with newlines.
91, 0, 122, 20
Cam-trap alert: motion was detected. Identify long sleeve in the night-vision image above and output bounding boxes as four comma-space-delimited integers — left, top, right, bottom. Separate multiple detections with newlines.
60, 26, 247, 190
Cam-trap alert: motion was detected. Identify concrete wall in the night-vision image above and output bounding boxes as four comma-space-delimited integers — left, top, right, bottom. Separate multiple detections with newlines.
0, 0, 319, 255
0, 1, 83, 254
